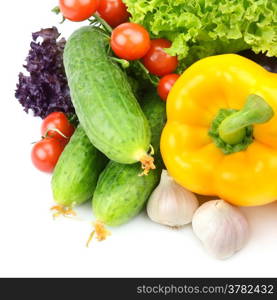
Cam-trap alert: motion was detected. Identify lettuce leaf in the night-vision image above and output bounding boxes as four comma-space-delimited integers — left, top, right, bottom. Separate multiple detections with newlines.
123, 0, 277, 67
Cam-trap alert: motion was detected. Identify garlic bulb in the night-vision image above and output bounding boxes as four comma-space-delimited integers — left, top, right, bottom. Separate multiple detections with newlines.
192, 200, 249, 259
146, 170, 199, 227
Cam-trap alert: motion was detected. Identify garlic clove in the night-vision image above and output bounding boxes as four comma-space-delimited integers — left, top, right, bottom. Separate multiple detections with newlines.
147, 170, 199, 227
192, 200, 249, 259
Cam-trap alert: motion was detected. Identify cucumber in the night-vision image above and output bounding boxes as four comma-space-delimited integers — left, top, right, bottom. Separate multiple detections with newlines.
51, 126, 107, 207
92, 91, 166, 226
63, 27, 152, 167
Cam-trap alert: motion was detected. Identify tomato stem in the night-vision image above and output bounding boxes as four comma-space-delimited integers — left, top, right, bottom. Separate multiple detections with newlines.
110, 57, 130, 68
52, 6, 66, 24
44, 128, 69, 139
90, 14, 112, 34
51, 6, 60, 15
136, 61, 159, 87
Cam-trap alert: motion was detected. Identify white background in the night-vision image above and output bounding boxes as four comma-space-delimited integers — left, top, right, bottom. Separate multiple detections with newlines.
0, 0, 277, 277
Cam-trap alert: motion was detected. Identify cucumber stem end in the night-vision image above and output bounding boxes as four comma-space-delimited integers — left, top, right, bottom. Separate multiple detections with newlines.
50, 205, 76, 219
86, 221, 111, 247
139, 154, 156, 176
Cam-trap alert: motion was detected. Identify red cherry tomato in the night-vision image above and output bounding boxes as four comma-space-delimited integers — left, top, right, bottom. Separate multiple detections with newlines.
142, 39, 178, 76
31, 138, 65, 173
111, 23, 151, 60
59, 0, 99, 22
97, 0, 130, 28
41, 112, 75, 145
157, 74, 180, 101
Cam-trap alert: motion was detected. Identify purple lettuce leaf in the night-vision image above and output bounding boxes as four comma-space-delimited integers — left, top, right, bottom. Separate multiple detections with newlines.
15, 27, 75, 119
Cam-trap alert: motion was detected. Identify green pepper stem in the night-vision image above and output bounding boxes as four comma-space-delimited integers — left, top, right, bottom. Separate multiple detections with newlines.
218, 94, 274, 145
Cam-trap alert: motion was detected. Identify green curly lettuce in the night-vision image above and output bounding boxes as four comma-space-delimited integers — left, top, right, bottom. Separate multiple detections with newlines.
123, 0, 277, 67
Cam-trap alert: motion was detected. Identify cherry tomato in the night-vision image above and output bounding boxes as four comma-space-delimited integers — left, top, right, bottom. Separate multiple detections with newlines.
142, 39, 178, 76
59, 0, 99, 22
97, 0, 130, 28
31, 138, 65, 173
41, 112, 75, 145
157, 74, 180, 101
111, 23, 151, 60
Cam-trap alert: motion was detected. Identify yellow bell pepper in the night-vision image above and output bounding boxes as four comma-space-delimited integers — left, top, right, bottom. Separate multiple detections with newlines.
161, 54, 277, 206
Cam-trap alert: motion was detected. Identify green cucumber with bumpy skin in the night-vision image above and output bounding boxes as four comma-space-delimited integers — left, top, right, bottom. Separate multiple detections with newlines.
64, 27, 154, 172
92, 91, 166, 228
51, 126, 107, 208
